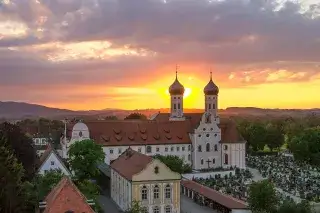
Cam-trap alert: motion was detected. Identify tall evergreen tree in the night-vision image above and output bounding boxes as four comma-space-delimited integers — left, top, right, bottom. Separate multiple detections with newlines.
0, 137, 33, 212
0, 122, 38, 180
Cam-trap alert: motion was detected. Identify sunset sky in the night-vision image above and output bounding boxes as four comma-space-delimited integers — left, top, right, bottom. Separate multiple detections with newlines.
1, 0, 320, 110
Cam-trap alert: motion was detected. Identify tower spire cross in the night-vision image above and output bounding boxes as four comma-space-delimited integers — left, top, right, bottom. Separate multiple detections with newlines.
210, 68, 212, 81
175, 64, 179, 79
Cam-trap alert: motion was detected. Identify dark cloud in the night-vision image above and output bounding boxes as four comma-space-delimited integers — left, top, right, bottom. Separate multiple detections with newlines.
1, 0, 320, 101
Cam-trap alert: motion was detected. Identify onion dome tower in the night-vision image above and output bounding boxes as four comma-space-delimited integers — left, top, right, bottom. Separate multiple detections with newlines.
169, 68, 185, 120
204, 71, 219, 118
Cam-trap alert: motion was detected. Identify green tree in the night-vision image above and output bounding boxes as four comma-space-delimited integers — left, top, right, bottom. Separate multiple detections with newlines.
125, 200, 147, 213
154, 155, 192, 174
289, 127, 320, 166
76, 180, 102, 213
265, 124, 285, 151
68, 139, 105, 180
276, 200, 312, 213
0, 122, 38, 180
0, 138, 34, 212
36, 170, 64, 200
124, 113, 147, 120
247, 122, 268, 152
248, 180, 279, 213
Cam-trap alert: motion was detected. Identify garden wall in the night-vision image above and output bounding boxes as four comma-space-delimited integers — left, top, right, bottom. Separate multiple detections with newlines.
182, 170, 235, 180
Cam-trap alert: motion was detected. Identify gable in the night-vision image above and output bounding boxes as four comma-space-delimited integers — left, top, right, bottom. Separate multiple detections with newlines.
39, 152, 71, 176
44, 177, 94, 213
132, 159, 181, 182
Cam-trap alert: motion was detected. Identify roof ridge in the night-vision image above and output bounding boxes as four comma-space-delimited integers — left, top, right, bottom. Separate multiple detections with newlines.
44, 177, 95, 213
184, 180, 247, 205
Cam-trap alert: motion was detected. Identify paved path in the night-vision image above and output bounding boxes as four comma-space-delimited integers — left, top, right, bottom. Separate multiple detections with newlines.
97, 195, 122, 213
247, 167, 302, 203
181, 195, 217, 213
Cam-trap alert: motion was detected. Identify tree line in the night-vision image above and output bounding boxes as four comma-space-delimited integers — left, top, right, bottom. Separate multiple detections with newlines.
235, 115, 320, 166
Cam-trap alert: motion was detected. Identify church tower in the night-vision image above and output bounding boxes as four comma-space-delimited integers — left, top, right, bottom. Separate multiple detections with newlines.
204, 71, 219, 122
169, 70, 185, 121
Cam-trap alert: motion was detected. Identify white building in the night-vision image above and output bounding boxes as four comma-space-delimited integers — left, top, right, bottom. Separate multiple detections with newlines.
61, 72, 246, 170
38, 144, 71, 176
111, 148, 181, 213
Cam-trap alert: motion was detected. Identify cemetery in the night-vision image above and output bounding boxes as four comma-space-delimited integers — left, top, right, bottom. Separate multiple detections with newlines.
247, 155, 320, 203
193, 168, 253, 202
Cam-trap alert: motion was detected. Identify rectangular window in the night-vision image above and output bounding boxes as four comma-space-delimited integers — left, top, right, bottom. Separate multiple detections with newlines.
176, 146, 180, 151
141, 188, 148, 200
165, 186, 171, 199
173, 104, 176, 110
50, 161, 54, 166
177, 103, 181, 109
156, 147, 160, 152
209, 104, 211, 109
110, 149, 113, 154
165, 147, 168, 152
212, 104, 216, 109
182, 146, 185, 151
188, 145, 191, 151
154, 187, 159, 199
118, 148, 122, 154
138, 148, 142, 153
171, 146, 174, 152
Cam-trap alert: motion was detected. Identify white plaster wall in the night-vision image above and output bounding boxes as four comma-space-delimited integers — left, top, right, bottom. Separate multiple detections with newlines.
222, 143, 246, 169
111, 169, 132, 212
205, 95, 218, 117
138, 182, 179, 213
170, 95, 183, 118
103, 144, 191, 165
38, 152, 70, 176
232, 209, 251, 213
192, 114, 222, 170
182, 170, 235, 180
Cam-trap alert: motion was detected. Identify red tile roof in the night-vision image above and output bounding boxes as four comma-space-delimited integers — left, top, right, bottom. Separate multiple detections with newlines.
181, 180, 248, 210
110, 148, 153, 180
154, 113, 245, 143
66, 113, 245, 146
44, 177, 95, 213
67, 120, 193, 146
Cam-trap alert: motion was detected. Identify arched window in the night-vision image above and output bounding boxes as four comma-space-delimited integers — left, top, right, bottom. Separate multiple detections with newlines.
153, 206, 160, 213
212, 158, 216, 164
224, 154, 228, 165
141, 186, 148, 200
214, 144, 218, 151
201, 159, 204, 165
79, 131, 83, 137
146, 146, 152, 153
206, 143, 210, 152
198, 145, 202, 152
165, 205, 172, 213
165, 184, 171, 199
153, 185, 159, 199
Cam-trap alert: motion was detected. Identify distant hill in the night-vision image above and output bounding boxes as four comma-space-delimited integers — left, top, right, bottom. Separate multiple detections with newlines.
0, 101, 319, 121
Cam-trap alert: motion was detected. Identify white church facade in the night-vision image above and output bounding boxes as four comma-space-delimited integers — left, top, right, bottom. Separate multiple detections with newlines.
61, 72, 246, 170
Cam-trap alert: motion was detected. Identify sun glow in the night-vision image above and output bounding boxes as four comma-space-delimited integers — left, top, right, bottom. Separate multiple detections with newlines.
184, 88, 192, 98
